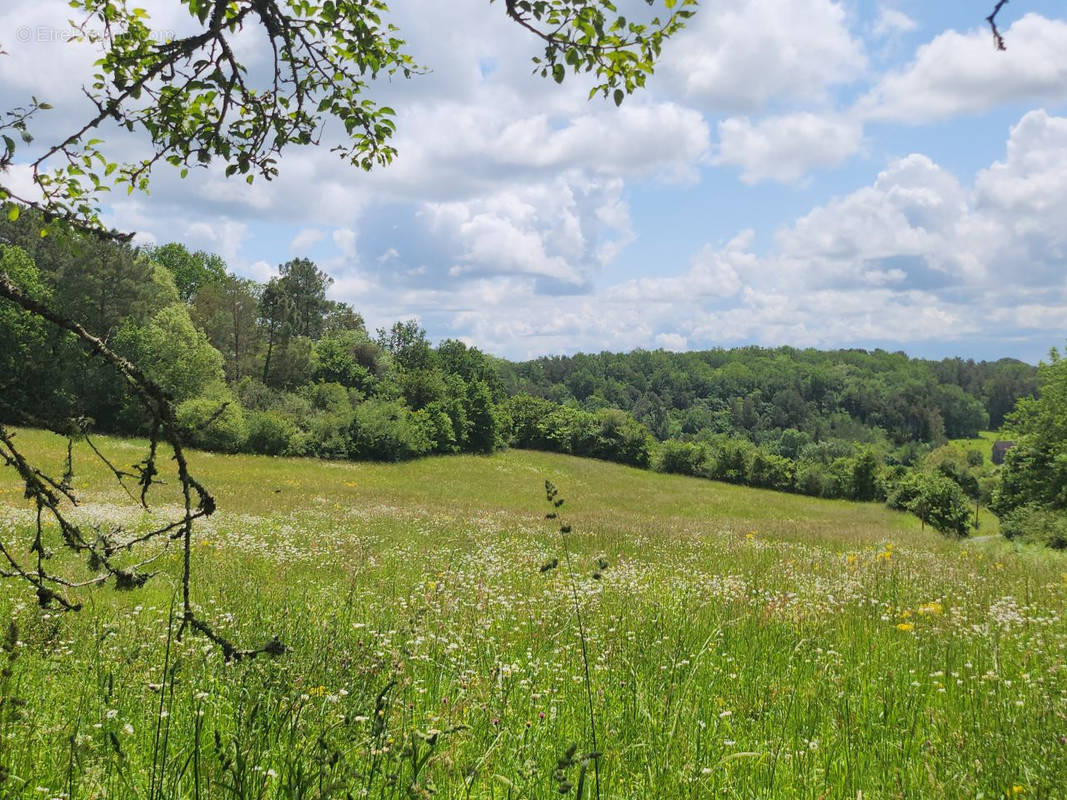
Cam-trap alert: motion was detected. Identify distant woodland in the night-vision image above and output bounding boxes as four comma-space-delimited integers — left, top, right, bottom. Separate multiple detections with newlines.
3, 211, 1060, 540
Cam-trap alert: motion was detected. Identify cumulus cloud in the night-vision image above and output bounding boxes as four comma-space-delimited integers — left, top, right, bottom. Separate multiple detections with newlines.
862, 14, 1067, 123
291, 228, 325, 253
660, 0, 866, 111
872, 8, 918, 38
421, 174, 631, 290
606, 231, 751, 304
332, 228, 359, 261
714, 113, 864, 183
5, 0, 1066, 362
777, 154, 969, 271
349, 110, 1067, 359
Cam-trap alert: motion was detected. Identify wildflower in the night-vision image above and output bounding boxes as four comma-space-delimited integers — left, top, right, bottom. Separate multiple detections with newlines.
896, 623, 915, 632
918, 602, 943, 615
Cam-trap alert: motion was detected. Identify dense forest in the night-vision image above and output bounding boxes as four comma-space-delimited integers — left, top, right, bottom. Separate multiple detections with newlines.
1, 211, 1059, 540
501, 347, 1035, 446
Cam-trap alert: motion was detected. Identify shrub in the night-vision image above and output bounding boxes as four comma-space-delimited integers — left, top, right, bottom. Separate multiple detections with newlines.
706, 438, 754, 484
244, 410, 297, 455
850, 449, 884, 501
176, 385, 248, 452
794, 461, 829, 497
415, 404, 457, 453
465, 379, 500, 454
1000, 505, 1067, 549
657, 440, 708, 477
502, 394, 556, 449
593, 409, 653, 467
304, 411, 353, 459
747, 450, 795, 492
114, 304, 224, 403
348, 399, 432, 461
538, 405, 599, 456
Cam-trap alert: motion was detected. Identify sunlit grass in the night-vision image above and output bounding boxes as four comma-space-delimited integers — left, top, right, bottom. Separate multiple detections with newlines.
1, 427, 1065, 799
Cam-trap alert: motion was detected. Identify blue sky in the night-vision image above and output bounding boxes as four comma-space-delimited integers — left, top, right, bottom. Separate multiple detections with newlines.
2, 0, 1066, 362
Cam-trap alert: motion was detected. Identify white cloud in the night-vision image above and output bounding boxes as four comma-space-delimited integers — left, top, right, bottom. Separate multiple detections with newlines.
714, 112, 863, 183
290, 228, 325, 253
654, 333, 689, 351
607, 231, 751, 304
247, 260, 274, 283
777, 153, 968, 272
972, 109, 1067, 284
182, 219, 249, 265
872, 8, 918, 38
863, 14, 1067, 123
660, 0, 866, 111
422, 174, 630, 288
332, 228, 359, 261
399, 110, 1067, 359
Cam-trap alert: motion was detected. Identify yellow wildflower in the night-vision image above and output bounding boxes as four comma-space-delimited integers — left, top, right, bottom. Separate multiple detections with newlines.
918, 602, 943, 616
896, 623, 915, 632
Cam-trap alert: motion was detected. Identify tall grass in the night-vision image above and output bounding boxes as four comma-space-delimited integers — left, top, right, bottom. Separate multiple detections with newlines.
0, 428, 1065, 798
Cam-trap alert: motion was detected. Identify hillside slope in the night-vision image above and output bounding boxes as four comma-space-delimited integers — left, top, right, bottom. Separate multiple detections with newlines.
0, 428, 1064, 799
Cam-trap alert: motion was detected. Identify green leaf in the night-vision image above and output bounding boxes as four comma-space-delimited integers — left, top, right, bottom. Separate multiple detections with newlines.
552, 63, 565, 84
613, 88, 624, 107
6, 205, 19, 222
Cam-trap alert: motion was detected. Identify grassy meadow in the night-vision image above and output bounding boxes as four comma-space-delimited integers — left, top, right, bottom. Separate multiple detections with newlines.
1, 428, 1066, 799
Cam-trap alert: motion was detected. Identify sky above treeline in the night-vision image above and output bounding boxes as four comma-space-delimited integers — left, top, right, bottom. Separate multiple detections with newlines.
2, 0, 1066, 363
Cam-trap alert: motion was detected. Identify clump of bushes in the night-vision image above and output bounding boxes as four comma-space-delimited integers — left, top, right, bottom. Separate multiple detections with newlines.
348, 399, 432, 462
1000, 505, 1067, 549
176, 384, 248, 452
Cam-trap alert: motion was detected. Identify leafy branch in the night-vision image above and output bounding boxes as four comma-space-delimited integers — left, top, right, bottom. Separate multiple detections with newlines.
1, 0, 417, 236
501, 0, 698, 105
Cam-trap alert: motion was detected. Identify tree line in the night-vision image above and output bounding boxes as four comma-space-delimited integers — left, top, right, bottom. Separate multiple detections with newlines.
1, 211, 1057, 539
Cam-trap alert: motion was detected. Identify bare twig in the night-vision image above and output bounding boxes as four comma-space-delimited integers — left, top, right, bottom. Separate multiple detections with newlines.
987, 0, 1010, 50
0, 269, 279, 659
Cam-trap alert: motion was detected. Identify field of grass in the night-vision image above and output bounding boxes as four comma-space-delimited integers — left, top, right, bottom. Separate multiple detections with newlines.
947, 431, 1002, 465
1, 427, 1066, 799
